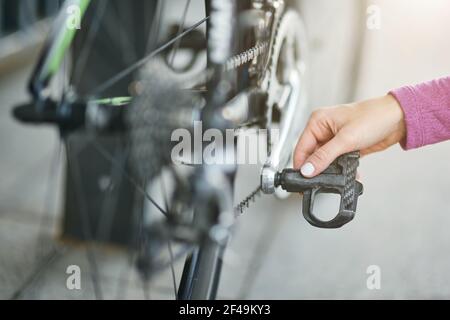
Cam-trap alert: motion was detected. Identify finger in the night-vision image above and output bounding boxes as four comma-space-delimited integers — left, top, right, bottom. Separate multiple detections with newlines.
293, 128, 318, 169
300, 134, 352, 177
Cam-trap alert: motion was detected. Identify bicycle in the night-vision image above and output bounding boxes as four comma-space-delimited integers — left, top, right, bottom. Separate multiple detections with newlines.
12, 0, 309, 300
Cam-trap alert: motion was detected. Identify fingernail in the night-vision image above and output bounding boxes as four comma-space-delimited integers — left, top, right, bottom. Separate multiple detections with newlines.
301, 162, 315, 177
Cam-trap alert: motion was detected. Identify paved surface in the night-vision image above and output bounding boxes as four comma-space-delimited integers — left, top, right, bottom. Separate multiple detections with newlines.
1, 0, 450, 300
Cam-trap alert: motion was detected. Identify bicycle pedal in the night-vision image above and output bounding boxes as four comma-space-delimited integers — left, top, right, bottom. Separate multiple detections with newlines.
274, 152, 363, 229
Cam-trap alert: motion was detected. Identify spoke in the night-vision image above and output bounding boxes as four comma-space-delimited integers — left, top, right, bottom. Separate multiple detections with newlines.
111, 1, 138, 64
90, 139, 168, 217
95, 144, 128, 242
167, 241, 178, 299
66, 141, 103, 300
71, 0, 108, 86
169, 0, 192, 66
10, 247, 66, 300
61, 34, 104, 299
149, 244, 194, 274
10, 142, 64, 299
88, 16, 209, 97
35, 142, 63, 260
160, 172, 171, 215
94, 138, 151, 300
146, 0, 165, 53
160, 175, 178, 300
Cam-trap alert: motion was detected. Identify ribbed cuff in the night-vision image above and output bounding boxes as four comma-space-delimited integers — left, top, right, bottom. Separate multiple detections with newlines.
389, 86, 424, 150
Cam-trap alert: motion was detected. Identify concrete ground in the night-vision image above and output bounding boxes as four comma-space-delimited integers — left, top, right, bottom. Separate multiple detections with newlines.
1, 0, 450, 299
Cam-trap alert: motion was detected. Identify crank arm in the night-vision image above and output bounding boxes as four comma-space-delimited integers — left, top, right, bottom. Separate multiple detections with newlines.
263, 152, 363, 229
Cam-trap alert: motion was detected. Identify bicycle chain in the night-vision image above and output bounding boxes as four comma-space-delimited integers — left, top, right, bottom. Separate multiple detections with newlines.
226, 5, 285, 217
235, 186, 263, 216
225, 41, 270, 72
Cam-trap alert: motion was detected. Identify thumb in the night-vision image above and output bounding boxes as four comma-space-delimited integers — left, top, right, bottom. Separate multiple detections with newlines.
300, 135, 350, 177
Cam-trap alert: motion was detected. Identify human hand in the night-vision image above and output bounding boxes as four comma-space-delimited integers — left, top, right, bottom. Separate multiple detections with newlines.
294, 94, 406, 177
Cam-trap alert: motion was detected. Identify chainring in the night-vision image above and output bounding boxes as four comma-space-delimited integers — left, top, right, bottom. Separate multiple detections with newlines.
260, 8, 310, 198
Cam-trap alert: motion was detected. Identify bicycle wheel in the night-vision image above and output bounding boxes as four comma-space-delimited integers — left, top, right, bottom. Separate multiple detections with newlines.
11, 0, 310, 300
10, 0, 221, 300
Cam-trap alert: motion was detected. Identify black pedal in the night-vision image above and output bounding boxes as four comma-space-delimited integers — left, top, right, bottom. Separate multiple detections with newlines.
275, 152, 363, 229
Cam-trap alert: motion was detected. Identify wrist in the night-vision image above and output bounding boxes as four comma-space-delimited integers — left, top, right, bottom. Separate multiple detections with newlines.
385, 94, 406, 140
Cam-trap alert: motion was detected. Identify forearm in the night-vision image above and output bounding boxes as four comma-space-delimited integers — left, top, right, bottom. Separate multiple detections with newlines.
294, 76, 450, 176
390, 76, 450, 150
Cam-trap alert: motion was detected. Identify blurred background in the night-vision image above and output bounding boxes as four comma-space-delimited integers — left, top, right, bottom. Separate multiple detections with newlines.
1, 0, 450, 299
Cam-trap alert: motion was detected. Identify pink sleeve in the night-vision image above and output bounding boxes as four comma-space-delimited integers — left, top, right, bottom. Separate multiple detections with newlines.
389, 76, 450, 150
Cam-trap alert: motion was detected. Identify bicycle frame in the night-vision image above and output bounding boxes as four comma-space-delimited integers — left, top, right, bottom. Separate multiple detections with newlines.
30, 0, 91, 103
